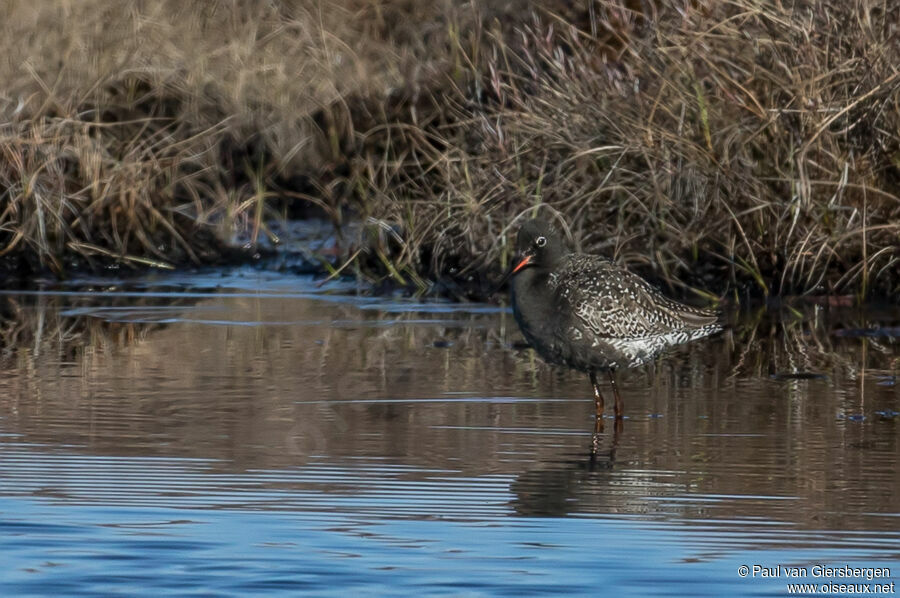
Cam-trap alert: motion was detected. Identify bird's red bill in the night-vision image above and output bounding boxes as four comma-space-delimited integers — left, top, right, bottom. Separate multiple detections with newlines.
512, 255, 532, 274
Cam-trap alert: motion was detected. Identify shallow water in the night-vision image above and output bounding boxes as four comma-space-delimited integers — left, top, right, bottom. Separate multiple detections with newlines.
1, 269, 898, 596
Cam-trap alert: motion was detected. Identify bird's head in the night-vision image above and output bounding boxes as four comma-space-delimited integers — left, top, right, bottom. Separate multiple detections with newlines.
511, 219, 567, 274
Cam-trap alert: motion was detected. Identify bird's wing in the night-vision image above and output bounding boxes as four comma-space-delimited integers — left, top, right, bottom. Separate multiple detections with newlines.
556, 255, 717, 339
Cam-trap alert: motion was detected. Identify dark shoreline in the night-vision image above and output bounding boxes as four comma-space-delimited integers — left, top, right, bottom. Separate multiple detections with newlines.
2, 228, 897, 309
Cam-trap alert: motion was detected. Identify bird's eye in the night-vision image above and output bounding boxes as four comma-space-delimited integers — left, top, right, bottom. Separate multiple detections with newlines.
535, 236, 547, 248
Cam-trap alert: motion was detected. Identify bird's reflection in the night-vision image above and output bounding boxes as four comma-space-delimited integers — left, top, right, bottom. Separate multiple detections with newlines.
510, 418, 623, 516
590, 416, 622, 468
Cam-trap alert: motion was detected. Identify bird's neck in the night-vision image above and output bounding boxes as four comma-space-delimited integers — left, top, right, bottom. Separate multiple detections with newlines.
511, 266, 558, 330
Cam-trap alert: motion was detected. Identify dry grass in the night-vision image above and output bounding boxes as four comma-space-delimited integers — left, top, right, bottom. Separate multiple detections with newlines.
0, 0, 422, 271
346, 1, 900, 301
1, 1, 898, 301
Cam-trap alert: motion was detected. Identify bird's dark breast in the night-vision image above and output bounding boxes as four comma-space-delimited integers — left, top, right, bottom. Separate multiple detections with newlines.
512, 271, 625, 371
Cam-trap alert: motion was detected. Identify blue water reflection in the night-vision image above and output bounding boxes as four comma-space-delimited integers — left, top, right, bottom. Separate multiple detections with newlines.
0, 268, 898, 595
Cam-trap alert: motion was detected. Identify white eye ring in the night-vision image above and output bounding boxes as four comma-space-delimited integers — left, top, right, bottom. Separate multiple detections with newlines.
535, 236, 547, 248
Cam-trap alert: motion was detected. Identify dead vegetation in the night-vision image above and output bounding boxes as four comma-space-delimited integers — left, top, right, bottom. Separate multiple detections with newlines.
1, 1, 898, 301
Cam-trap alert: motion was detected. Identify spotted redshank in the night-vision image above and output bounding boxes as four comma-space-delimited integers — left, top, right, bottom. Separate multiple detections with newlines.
502, 219, 721, 419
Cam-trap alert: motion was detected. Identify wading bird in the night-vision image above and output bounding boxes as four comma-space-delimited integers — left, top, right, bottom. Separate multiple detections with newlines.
500, 219, 721, 419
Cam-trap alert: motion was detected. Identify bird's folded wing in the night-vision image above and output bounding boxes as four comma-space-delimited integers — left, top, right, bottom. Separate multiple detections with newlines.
558, 256, 717, 339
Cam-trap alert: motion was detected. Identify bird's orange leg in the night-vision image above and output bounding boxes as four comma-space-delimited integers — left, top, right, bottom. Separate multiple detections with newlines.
589, 371, 605, 419
607, 370, 624, 419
